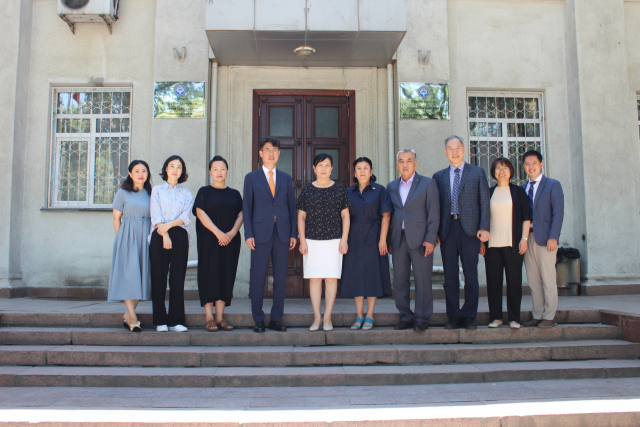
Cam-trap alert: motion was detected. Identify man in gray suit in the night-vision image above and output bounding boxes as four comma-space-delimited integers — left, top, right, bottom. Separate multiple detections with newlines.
521, 150, 564, 328
387, 148, 440, 331
433, 135, 491, 330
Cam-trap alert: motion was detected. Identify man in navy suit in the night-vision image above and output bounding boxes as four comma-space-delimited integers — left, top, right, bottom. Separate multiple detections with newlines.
521, 150, 564, 328
243, 136, 297, 333
433, 135, 491, 330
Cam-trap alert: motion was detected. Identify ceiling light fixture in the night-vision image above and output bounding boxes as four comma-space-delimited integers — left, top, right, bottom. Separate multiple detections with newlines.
294, 46, 316, 59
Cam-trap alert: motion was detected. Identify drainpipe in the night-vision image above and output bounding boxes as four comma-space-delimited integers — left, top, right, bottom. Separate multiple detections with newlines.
209, 61, 218, 167
387, 63, 395, 183
190, 61, 219, 270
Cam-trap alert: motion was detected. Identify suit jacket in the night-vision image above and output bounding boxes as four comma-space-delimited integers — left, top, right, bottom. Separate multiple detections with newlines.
521, 175, 564, 247
489, 184, 532, 253
432, 163, 491, 240
242, 169, 297, 244
387, 173, 440, 250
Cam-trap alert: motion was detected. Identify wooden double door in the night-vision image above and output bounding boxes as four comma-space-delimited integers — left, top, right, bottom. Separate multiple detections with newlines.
251, 90, 356, 298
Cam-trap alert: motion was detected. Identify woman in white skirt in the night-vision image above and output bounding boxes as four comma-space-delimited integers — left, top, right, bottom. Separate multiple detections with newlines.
297, 153, 351, 331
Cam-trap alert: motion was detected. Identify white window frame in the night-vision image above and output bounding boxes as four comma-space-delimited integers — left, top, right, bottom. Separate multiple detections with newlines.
466, 91, 546, 185
48, 87, 132, 208
636, 95, 639, 142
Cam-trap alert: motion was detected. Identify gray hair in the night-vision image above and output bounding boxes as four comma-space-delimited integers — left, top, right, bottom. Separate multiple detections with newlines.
444, 135, 465, 147
396, 147, 417, 161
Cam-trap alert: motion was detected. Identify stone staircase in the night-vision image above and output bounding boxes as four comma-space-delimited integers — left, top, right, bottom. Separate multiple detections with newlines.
1, 307, 639, 388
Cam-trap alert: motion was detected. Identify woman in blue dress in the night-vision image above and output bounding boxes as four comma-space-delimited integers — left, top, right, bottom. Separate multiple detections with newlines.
340, 157, 392, 330
108, 160, 153, 332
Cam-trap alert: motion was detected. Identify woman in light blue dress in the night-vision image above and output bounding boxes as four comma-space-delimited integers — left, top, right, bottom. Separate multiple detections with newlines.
108, 160, 153, 332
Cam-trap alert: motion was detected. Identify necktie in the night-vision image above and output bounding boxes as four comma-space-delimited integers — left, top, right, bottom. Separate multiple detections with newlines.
451, 168, 460, 215
268, 171, 276, 197
528, 181, 536, 214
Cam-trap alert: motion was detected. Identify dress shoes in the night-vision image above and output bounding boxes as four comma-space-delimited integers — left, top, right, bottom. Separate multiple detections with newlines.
413, 320, 429, 331
394, 320, 414, 330
464, 318, 477, 330
444, 317, 463, 329
268, 320, 287, 332
537, 318, 557, 328
254, 322, 266, 333
523, 319, 542, 328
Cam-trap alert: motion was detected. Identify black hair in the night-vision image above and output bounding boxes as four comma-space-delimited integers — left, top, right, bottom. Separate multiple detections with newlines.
490, 157, 514, 180
121, 160, 152, 195
313, 153, 333, 168
522, 150, 543, 164
160, 155, 188, 183
259, 136, 281, 151
352, 157, 377, 183
209, 155, 228, 170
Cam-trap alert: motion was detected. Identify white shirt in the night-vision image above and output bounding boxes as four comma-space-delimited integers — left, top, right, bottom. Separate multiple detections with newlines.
262, 165, 276, 186
526, 174, 543, 203
149, 182, 194, 246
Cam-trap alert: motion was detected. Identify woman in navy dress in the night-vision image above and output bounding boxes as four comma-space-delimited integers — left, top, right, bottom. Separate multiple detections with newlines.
340, 157, 392, 330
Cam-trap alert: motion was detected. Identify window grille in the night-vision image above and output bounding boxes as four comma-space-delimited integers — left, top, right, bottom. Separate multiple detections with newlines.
467, 92, 545, 185
49, 87, 131, 208
636, 96, 639, 141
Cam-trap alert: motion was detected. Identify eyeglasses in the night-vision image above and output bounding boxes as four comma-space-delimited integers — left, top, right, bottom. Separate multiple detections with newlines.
261, 149, 279, 154
495, 167, 511, 173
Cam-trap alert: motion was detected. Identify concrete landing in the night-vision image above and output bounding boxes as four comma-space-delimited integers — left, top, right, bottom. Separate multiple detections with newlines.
0, 378, 639, 426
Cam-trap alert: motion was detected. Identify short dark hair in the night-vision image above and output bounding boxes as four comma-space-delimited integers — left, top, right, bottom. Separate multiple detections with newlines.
209, 155, 228, 170
522, 150, 543, 163
160, 155, 188, 183
121, 160, 152, 195
313, 152, 333, 167
490, 157, 514, 180
352, 157, 377, 183
259, 136, 281, 151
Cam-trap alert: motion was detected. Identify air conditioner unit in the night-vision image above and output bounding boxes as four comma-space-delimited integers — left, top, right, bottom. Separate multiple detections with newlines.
58, 0, 119, 34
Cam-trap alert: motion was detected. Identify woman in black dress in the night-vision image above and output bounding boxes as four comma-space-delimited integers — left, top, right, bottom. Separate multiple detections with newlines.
193, 156, 243, 332
341, 157, 392, 330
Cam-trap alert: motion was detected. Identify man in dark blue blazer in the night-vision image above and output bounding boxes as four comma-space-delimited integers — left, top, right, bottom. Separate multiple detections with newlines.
243, 136, 297, 333
521, 150, 564, 328
433, 135, 491, 330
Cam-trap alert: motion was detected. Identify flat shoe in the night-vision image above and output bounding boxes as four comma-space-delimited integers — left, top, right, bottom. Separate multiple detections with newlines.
217, 319, 233, 331
156, 325, 168, 332
129, 321, 142, 332
309, 324, 320, 332
351, 318, 364, 330
206, 320, 218, 332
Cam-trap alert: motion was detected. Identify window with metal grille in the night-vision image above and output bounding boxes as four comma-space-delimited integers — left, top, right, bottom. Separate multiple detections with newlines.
467, 92, 545, 185
48, 87, 131, 208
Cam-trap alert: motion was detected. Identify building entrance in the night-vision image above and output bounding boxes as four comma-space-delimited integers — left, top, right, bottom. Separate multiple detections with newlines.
251, 89, 356, 298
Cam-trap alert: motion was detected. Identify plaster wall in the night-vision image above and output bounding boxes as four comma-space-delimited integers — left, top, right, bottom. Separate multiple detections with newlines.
570, 0, 640, 279
625, 2, 640, 92
21, 0, 157, 287
0, 0, 32, 290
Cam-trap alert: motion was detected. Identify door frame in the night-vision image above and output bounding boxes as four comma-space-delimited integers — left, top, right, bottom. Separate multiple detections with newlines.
250, 89, 356, 297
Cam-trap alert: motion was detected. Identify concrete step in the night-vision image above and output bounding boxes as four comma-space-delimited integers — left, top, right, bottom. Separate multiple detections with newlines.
0, 309, 603, 328
0, 324, 621, 347
0, 340, 637, 368
2, 359, 639, 387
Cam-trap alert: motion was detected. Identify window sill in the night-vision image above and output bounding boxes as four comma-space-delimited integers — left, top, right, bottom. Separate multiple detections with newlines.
41, 207, 112, 212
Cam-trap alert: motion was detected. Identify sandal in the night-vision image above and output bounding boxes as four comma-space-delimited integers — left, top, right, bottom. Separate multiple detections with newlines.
362, 317, 374, 330
351, 317, 364, 330
206, 319, 218, 332
217, 319, 233, 331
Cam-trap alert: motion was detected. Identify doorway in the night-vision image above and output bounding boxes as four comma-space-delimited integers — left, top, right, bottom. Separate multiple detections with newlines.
251, 89, 356, 298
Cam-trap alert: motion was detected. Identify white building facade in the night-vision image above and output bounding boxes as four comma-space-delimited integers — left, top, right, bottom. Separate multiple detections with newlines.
1, 0, 639, 298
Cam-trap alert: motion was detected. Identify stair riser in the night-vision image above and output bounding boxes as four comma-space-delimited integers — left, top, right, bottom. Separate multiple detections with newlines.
0, 325, 621, 347
0, 310, 603, 328
2, 364, 639, 388
2, 343, 637, 367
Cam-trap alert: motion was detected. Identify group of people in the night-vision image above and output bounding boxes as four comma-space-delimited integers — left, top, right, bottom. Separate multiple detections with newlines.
108, 134, 564, 334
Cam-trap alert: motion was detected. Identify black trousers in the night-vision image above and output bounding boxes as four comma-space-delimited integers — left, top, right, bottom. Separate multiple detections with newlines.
150, 227, 189, 326
441, 219, 480, 319
484, 246, 524, 323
